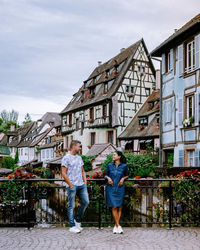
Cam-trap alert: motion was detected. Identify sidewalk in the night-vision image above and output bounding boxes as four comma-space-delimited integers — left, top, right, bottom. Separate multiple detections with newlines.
0, 227, 200, 250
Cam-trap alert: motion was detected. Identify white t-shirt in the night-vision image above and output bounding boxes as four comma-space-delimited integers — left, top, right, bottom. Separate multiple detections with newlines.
61, 153, 84, 187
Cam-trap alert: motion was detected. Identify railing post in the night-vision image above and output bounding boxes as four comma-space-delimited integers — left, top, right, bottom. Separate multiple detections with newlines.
168, 180, 173, 230
98, 188, 101, 230
27, 180, 31, 230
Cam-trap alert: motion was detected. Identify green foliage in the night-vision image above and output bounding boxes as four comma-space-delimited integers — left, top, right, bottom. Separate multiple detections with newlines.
0, 110, 19, 132
44, 168, 55, 179
79, 154, 97, 172
14, 149, 19, 164
101, 147, 159, 178
2, 156, 18, 171
0, 181, 26, 204
24, 113, 32, 124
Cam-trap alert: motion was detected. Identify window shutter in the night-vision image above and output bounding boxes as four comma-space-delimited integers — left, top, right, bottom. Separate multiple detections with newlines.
195, 34, 200, 69
161, 53, 165, 74
194, 149, 200, 167
87, 109, 90, 120
106, 103, 109, 116
94, 107, 96, 120
178, 44, 183, 77
67, 115, 69, 126
72, 113, 74, 124
164, 101, 168, 123
168, 101, 172, 122
100, 105, 103, 118
179, 150, 184, 167
195, 92, 199, 125
170, 49, 174, 71
96, 131, 99, 144
178, 98, 183, 127
86, 132, 91, 147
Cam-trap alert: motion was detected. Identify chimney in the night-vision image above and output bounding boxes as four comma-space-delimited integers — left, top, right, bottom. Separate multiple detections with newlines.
98, 61, 102, 66
174, 29, 178, 33
10, 124, 15, 132
120, 48, 125, 53
155, 69, 161, 90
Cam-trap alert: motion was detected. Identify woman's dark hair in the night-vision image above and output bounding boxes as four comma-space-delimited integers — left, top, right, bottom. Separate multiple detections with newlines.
116, 151, 126, 164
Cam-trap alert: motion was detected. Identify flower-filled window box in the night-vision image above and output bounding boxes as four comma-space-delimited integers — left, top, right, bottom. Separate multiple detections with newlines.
68, 124, 72, 127
35, 146, 41, 153
182, 116, 194, 127
127, 93, 134, 98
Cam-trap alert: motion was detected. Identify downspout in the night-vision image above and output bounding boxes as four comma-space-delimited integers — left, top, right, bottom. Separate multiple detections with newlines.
150, 57, 163, 169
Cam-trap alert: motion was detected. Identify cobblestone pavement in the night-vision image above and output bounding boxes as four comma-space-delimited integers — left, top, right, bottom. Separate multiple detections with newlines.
0, 227, 200, 250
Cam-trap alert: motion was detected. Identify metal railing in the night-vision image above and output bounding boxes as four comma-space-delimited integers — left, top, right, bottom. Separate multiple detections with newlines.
0, 178, 199, 229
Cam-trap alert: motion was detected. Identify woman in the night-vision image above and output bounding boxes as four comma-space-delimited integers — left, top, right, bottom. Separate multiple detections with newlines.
105, 151, 129, 234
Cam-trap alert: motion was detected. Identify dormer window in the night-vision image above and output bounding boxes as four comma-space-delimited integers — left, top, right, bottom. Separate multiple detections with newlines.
90, 86, 95, 95
139, 117, 148, 126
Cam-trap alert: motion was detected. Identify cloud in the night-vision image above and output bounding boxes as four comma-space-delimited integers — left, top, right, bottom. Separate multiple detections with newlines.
0, 0, 199, 121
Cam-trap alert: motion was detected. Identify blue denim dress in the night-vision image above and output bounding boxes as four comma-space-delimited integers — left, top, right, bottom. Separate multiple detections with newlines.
105, 162, 129, 207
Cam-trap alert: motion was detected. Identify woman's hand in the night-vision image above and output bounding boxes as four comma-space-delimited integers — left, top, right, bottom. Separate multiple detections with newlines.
118, 178, 124, 186
107, 177, 113, 186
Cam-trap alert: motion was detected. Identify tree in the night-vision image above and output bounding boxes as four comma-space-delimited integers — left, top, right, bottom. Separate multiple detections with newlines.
0, 109, 19, 132
0, 109, 18, 123
24, 113, 32, 124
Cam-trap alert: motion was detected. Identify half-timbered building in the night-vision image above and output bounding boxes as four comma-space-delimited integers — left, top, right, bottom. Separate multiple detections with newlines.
151, 14, 200, 167
61, 39, 156, 154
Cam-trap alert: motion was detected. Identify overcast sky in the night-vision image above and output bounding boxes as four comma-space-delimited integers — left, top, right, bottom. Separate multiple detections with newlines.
0, 0, 199, 123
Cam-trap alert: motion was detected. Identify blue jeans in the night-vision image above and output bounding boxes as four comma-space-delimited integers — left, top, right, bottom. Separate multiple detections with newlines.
67, 184, 89, 227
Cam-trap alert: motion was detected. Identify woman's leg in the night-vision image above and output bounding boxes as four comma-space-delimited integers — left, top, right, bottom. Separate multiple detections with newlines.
117, 207, 122, 225
112, 207, 119, 227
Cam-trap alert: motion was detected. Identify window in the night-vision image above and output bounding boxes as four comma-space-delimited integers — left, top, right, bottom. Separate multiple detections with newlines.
91, 132, 96, 146
164, 100, 172, 123
46, 149, 49, 159
165, 51, 171, 72
81, 122, 84, 136
42, 150, 45, 158
107, 131, 114, 144
188, 150, 195, 167
76, 118, 79, 130
185, 39, 195, 73
103, 104, 107, 117
69, 114, 72, 125
90, 87, 95, 95
131, 86, 134, 93
51, 149, 54, 158
89, 107, 94, 120
139, 117, 148, 126
104, 82, 108, 93
138, 66, 145, 73
186, 95, 194, 119
126, 86, 129, 92
145, 88, 150, 96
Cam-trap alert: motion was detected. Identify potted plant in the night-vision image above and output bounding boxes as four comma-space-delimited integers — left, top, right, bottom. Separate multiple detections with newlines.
182, 116, 194, 127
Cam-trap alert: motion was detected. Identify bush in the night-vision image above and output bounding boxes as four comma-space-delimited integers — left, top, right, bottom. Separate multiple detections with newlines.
79, 154, 97, 172
2, 156, 18, 171
101, 148, 159, 178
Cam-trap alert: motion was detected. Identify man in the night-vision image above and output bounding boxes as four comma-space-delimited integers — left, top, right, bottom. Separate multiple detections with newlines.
61, 140, 89, 233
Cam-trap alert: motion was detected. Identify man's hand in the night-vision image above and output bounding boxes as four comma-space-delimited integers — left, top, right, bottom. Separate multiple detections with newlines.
69, 184, 74, 189
107, 177, 113, 186
118, 178, 124, 186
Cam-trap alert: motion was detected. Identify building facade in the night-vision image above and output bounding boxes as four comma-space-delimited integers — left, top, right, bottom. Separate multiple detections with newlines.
118, 90, 160, 154
61, 39, 156, 154
151, 14, 200, 167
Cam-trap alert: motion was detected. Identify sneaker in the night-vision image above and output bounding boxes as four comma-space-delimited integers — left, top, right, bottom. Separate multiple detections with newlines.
69, 226, 81, 233
113, 226, 118, 234
74, 219, 83, 231
117, 226, 123, 234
